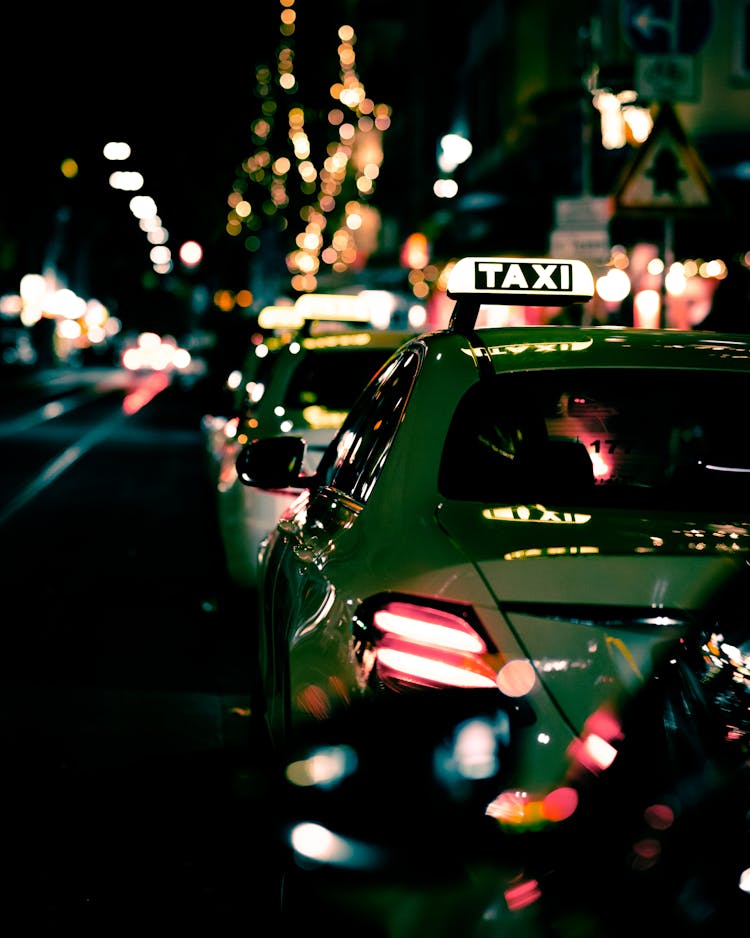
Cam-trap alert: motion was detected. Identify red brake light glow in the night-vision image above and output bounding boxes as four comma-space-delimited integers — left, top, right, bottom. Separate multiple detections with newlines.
372, 601, 500, 690
373, 602, 487, 653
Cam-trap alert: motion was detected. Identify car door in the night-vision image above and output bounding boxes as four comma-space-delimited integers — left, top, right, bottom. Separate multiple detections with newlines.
259, 345, 423, 745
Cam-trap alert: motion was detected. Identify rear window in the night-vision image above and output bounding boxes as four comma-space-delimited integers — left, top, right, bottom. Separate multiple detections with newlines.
439, 368, 750, 510
283, 347, 397, 412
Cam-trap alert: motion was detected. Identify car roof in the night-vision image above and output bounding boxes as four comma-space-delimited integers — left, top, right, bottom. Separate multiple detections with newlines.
439, 255, 750, 371
434, 323, 750, 372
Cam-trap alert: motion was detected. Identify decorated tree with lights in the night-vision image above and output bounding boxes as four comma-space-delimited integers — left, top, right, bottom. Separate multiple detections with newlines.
222, 3, 392, 304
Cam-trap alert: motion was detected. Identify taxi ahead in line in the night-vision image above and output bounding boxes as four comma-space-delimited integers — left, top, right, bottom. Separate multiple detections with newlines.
204, 294, 415, 587
237, 256, 750, 933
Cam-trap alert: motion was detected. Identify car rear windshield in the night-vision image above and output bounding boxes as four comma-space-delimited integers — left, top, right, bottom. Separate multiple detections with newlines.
283, 347, 397, 412
439, 368, 750, 511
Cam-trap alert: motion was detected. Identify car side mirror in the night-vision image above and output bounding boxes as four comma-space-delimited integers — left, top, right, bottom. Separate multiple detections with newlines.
236, 436, 307, 489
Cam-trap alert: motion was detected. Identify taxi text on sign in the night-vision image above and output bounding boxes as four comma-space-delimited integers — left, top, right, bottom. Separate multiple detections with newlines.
614, 102, 721, 214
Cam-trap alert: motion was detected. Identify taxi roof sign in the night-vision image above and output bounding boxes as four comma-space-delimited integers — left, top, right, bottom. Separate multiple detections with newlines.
257, 305, 304, 331
447, 257, 594, 332
293, 292, 371, 322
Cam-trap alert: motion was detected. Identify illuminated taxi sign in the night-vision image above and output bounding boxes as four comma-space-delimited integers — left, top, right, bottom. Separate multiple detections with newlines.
301, 405, 348, 429
301, 332, 372, 350
447, 256, 594, 332
257, 305, 305, 331
294, 292, 371, 323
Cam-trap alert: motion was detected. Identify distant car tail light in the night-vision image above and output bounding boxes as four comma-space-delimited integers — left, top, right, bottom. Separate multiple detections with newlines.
371, 601, 501, 691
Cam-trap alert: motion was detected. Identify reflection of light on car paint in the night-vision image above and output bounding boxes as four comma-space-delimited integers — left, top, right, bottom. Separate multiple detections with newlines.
567, 709, 622, 777
285, 744, 358, 788
296, 684, 331, 720
434, 714, 511, 796
541, 787, 578, 822
286, 489, 309, 525
644, 803, 674, 831
536, 657, 593, 674
437, 718, 502, 781
605, 635, 644, 680
291, 585, 336, 643
464, 338, 594, 359
504, 546, 600, 560
484, 505, 591, 524
584, 708, 622, 743
581, 733, 617, 771
289, 822, 386, 870
486, 786, 578, 828
704, 461, 750, 474
497, 659, 536, 697
486, 790, 528, 823
630, 838, 662, 870
504, 878, 542, 911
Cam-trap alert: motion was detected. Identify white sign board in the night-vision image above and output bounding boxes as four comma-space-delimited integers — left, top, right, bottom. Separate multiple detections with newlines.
635, 54, 698, 102
554, 196, 614, 229
549, 229, 611, 265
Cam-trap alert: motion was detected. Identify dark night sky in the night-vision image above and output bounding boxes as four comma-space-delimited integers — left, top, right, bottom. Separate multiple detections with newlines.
2, 4, 405, 321
3, 9, 277, 284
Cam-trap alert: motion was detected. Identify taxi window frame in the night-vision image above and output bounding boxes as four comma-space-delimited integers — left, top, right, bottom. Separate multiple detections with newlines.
281, 342, 407, 413
316, 343, 423, 504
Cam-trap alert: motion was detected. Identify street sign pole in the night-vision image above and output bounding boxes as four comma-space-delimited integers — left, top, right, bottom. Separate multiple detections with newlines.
619, 0, 716, 327
660, 215, 674, 327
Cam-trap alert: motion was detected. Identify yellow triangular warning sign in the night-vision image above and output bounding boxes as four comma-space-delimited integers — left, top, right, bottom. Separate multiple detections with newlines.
614, 102, 721, 214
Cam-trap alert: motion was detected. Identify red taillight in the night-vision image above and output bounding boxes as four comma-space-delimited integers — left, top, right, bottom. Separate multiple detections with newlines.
373, 602, 487, 652
372, 602, 500, 690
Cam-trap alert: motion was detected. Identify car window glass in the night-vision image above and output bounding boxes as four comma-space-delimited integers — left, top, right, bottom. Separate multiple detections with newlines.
283, 346, 399, 412
318, 346, 422, 502
236, 347, 284, 414
439, 368, 750, 509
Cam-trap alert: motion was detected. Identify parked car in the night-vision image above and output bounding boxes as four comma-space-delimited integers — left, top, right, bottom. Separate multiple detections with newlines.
238, 255, 750, 933
206, 294, 415, 588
